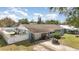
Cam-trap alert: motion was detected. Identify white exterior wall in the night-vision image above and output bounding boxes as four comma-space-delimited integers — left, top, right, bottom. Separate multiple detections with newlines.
34, 33, 41, 40
5, 34, 30, 44
0, 25, 30, 44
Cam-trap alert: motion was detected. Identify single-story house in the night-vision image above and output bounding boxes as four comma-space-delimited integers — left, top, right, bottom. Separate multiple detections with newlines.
60, 25, 79, 34
0, 24, 64, 44
23, 24, 64, 42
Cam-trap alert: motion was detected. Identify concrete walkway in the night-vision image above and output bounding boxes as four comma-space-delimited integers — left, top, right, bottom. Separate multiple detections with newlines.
33, 44, 50, 51
33, 40, 77, 51
40, 41, 77, 51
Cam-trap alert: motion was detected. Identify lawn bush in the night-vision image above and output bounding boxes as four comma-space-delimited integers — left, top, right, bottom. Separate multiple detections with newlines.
0, 35, 7, 47
52, 32, 61, 39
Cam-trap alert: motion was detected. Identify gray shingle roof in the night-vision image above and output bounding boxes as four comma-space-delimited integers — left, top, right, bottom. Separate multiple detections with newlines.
23, 24, 62, 33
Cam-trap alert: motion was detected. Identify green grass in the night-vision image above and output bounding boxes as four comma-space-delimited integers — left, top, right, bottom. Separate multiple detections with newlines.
59, 34, 79, 49
0, 40, 34, 51
13, 40, 34, 51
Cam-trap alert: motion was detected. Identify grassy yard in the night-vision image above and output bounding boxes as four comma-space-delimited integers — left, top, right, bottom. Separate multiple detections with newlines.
0, 40, 34, 51
0, 44, 33, 51
59, 34, 79, 49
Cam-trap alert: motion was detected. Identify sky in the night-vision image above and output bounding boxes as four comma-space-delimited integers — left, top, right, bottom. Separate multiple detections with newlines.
0, 7, 66, 22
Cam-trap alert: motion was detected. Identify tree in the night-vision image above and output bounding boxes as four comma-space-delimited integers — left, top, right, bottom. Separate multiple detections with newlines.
0, 17, 16, 27
30, 19, 36, 23
49, 7, 79, 27
37, 16, 42, 24
19, 18, 29, 24
46, 20, 60, 24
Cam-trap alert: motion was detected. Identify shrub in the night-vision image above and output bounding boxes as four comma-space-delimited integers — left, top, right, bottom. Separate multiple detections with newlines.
52, 32, 61, 39
0, 35, 7, 47
19, 18, 29, 24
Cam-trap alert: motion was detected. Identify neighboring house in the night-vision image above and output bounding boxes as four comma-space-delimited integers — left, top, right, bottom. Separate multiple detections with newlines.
60, 25, 79, 34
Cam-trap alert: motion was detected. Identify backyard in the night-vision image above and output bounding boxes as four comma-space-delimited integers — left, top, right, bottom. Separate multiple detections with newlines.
59, 34, 79, 49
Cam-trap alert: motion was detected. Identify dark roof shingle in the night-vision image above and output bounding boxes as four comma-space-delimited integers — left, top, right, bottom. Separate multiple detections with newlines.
23, 24, 62, 33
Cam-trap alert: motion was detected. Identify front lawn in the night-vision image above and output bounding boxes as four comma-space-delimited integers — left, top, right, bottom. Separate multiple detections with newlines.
0, 40, 34, 51
59, 34, 79, 49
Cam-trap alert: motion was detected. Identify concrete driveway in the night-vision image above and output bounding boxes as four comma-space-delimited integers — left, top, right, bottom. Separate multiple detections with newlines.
33, 40, 77, 51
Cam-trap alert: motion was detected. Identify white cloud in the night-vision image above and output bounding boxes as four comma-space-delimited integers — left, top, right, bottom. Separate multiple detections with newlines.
8, 14, 19, 22
25, 9, 28, 12
0, 14, 7, 19
46, 14, 57, 20
32, 13, 44, 21
0, 8, 58, 22
33, 13, 58, 22
18, 11, 28, 16
11, 7, 28, 17
32, 16, 38, 22
0, 7, 28, 22
34, 13, 43, 17
3, 11, 9, 14
0, 14, 18, 22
